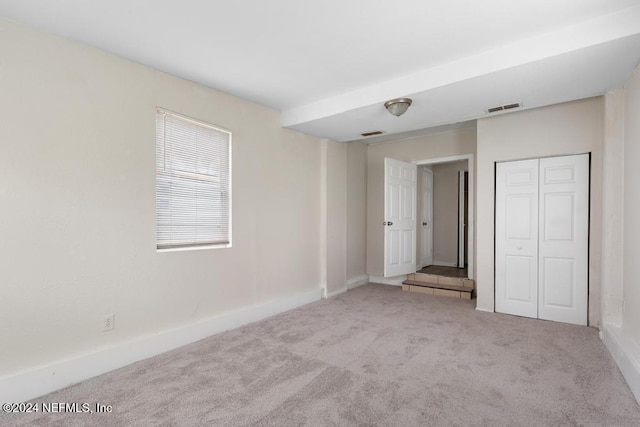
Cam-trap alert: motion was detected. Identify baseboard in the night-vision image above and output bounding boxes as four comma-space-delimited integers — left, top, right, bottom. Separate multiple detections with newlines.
601, 325, 640, 403
0, 287, 324, 404
347, 274, 369, 290
475, 306, 494, 313
369, 275, 405, 286
327, 287, 348, 298
432, 260, 458, 267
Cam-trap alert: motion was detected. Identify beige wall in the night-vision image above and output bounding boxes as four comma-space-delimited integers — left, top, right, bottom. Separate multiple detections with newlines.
0, 21, 329, 375
346, 141, 367, 281
326, 140, 347, 294
622, 65, 640, 343
432, 161, 468, 266
366, 128, 477, 278
601, 90, 625, 328
599, 65, 640, 401
476, 97, 604, 326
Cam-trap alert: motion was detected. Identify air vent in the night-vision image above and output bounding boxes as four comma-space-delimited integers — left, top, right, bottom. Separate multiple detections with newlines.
487, 102, 521, 113
361, 130, 385, 137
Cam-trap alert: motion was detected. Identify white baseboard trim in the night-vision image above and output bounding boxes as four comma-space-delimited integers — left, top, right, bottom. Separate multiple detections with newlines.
432, 260, 458, 267
327, 287, 348, 298
0, 287, 323, 404
601, 325, 640, 403
369, 275, 405, 286
475, 307, 494, 313
347, 274, 369, 290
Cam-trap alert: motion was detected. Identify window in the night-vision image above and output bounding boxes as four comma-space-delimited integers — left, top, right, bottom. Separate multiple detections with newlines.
155, 108, 231, 250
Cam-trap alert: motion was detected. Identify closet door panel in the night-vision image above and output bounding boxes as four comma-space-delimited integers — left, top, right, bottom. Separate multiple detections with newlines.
495, 159, 539, 319
538, 154, 589, 326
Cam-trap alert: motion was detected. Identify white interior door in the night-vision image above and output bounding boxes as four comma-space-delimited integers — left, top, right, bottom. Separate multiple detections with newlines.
538, 154, 589, 325
384, 158, 417, 277
495, 159, 539, 319
422, 168, 433, 268
458, 170, 465, 268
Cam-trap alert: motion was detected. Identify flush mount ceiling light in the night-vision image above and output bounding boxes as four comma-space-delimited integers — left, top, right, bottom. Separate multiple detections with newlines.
384, 98, 413, 117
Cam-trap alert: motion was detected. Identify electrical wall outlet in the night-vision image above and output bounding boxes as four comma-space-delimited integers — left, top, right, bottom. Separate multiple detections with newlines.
103, 313, 115, 332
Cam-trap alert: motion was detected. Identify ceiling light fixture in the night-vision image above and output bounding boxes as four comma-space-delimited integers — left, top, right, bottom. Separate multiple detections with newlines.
384, 98, 413, 117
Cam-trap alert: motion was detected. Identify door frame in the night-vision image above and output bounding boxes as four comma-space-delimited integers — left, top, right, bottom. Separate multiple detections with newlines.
415, 154, 474, 280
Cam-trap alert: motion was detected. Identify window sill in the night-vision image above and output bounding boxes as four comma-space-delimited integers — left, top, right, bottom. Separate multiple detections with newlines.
156, 243, 232, 253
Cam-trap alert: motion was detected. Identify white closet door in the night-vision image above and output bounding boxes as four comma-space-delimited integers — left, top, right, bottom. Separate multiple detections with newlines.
538, 154, 589, 326
495, 159, 539, 319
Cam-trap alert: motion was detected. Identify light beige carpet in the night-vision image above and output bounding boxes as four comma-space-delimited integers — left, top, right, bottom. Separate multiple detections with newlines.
3, 284, 640, 426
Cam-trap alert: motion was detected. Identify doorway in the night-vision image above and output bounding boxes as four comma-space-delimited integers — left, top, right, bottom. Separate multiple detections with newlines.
382, 154, 474, 280
418, 161, 469, 272
416, 155, 474, 280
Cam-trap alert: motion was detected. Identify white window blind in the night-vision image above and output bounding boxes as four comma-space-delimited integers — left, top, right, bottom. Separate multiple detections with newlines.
156, 109, 231, 250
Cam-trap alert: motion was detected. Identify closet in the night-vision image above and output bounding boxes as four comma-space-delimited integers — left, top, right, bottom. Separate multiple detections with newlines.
495, 154, 589, 326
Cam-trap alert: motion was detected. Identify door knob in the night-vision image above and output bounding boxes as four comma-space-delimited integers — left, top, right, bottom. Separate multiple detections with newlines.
422, 222, 427, 226
388, 221, 393, 226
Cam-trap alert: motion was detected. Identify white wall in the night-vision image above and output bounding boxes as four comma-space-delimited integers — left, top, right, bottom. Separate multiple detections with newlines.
366, 128, 477, 278
0, 20, 330, 385
476, 97, 604, 325
601, 64, 640, 403
346, 141, 367, 282
622, 65, 640, 342
601, 90, 625, 327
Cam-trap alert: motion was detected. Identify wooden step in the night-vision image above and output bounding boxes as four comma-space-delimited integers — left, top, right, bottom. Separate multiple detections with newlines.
403, 280, 470, 293
402, 280, 473, 300
408, 273, 474, 289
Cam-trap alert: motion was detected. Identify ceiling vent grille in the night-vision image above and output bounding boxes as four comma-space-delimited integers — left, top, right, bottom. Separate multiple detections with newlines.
361, 130, 385, 137
487, 102, 521, 113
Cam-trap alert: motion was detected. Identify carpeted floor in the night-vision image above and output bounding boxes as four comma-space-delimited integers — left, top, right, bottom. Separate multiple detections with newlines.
3, 284, 640, 426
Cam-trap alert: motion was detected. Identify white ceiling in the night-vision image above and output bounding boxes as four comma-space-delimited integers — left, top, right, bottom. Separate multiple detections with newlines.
1, 0, 640, 142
